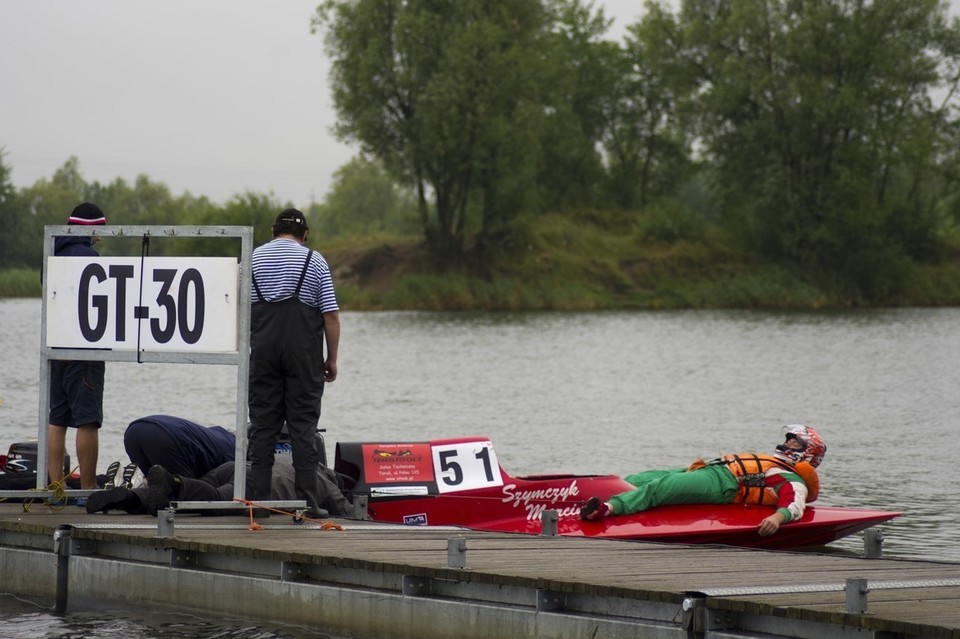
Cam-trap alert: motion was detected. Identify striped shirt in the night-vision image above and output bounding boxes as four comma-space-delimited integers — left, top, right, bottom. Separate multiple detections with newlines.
250, 238, 339, 312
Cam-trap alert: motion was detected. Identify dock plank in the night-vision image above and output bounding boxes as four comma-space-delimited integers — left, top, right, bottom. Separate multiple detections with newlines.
1, 505, 958, 637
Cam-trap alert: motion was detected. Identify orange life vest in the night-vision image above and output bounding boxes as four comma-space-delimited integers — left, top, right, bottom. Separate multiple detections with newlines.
691, 454, 820, 505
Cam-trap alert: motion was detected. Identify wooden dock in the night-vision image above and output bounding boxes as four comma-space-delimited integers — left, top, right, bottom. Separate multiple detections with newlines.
1, 503, 957, 638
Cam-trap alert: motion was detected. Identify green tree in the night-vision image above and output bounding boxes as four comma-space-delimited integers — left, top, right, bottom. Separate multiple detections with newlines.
0, 149, 22, 268
603, 6, 695, 211
536, 0, 617, 212
85, 175, 202, 256
183, 191, 282, 257
19, 156, 89, 225
89, 175, 183, 227
314, 156, 417, 237
315, 0, 551, 264
656, 0, 960, 297
14, 157, 91, 266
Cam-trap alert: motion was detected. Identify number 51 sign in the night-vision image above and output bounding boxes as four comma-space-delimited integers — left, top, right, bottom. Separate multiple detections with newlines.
45, 256, 239, 352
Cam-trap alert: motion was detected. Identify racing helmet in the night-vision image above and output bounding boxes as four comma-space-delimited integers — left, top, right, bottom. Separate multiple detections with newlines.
775, 424, 826, 468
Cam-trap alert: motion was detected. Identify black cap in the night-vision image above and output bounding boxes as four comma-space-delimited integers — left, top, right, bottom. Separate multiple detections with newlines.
274, 208, 308, 229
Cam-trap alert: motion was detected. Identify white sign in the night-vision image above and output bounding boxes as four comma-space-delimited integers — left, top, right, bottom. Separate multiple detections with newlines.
431, 441, 503, 494
46, 256, 239, 352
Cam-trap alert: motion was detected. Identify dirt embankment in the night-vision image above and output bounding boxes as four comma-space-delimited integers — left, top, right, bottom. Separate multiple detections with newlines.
329, 242, 425, 294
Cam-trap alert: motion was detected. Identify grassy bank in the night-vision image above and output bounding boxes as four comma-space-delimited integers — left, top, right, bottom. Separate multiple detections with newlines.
326, 213, 960, 310
5, 215, 960, 308
0, 269, 41, 298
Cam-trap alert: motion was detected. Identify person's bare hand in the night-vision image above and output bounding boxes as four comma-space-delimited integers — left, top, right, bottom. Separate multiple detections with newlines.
758, 512, 784, 536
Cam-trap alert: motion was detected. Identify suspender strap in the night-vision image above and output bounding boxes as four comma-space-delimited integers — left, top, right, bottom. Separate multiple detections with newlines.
733, 455, 753, 503
294, 250, 313, 297
766, 457, 796, 473
252, 273, 265, 303
252, 248, 313, 303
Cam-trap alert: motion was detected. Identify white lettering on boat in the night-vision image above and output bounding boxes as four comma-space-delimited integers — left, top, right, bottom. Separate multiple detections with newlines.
501, 480, 581, 520
527, 502, 582, 520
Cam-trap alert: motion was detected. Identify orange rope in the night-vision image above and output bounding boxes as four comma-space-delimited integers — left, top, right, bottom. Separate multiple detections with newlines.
232, 498, 345, 531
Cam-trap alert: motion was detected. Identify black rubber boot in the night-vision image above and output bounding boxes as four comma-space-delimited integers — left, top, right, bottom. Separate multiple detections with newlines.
295, 469, 329, 518
86, 486, 145, 514
246, 465, 273, 518
146, 465, 183, 516
247, 465, 273, 501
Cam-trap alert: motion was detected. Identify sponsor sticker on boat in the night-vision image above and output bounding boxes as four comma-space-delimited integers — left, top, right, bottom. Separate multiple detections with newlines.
363, 443, 433, 484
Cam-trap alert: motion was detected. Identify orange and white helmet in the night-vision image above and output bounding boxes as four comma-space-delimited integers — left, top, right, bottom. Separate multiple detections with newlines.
776, 425, 827, 468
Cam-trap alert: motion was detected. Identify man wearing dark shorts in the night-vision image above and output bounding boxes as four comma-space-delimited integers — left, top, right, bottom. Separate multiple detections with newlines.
48, 202, 107, 490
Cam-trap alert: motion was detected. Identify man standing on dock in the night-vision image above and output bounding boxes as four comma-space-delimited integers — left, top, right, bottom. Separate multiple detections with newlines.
247, 209, 340, 516
47, 202, 107, 493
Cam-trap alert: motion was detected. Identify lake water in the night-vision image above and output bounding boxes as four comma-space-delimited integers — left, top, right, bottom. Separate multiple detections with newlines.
0, 593, 336, 638
2, 298, 959, 635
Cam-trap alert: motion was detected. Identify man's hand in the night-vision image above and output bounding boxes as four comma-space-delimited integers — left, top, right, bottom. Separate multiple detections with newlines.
322, 310, 340, 383
758, 511, 786, 536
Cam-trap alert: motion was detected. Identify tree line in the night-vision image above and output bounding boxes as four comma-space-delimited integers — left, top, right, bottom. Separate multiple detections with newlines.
0, 153, 415, 265
315, 0, 960, 298
3, 0, 960, 304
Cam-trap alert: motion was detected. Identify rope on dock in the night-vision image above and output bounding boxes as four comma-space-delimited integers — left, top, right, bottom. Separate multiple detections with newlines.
231, 498, 345, 532
7, 466, 80, 512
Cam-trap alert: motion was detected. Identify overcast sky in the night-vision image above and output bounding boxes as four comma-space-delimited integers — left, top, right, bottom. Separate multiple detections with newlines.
0, 0, 645, 207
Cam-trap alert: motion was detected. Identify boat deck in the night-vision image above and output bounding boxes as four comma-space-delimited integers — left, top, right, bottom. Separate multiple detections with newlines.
1, 503, 957, 639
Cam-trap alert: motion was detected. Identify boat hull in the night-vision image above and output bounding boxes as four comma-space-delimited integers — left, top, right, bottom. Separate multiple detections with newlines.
335, 436, 900, 550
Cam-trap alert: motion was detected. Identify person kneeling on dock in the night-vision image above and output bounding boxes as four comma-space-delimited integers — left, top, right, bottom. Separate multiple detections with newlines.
86, 454, 350, 517
580, 425, 826, 537
123, 414, 236, 479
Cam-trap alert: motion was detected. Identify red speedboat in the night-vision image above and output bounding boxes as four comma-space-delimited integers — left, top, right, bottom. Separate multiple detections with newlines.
334, 436, 899, 550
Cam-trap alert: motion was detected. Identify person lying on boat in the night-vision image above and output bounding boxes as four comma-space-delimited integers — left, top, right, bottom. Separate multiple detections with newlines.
85, 454, 350, 518
580, 425, 826, 537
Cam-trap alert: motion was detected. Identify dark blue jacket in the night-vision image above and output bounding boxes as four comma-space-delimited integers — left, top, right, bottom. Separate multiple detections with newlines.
127, 415, 236, 477
54, 235, 99, 258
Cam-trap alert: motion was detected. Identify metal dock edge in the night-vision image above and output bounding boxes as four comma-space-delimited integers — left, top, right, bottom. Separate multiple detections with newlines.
0, 511, 955, 639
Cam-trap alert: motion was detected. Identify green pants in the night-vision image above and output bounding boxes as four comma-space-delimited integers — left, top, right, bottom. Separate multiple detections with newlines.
609, 465, 739, 515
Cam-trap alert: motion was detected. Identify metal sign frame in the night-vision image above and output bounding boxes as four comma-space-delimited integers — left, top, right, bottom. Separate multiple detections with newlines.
31, 224, 253, 502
